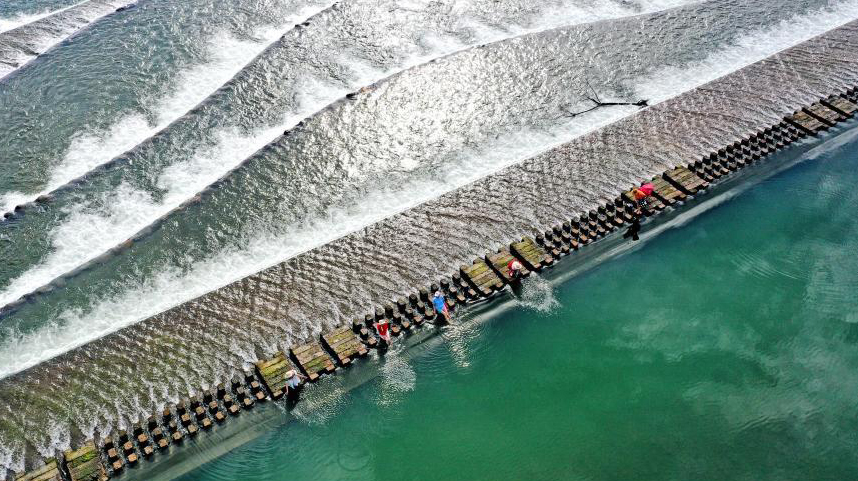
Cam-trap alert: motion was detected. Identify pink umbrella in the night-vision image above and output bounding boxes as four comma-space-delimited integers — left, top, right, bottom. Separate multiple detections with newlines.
640, 183, 655, 196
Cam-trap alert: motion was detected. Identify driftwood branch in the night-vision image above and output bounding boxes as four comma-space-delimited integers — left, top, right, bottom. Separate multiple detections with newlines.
563, 79, 649, 118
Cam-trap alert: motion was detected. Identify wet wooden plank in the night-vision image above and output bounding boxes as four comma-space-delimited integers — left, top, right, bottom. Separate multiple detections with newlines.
664, 166, 708, 195
321, 325, 367, 366
510, 236, 552, 272
804, 102, 844, 125
15, 459, 62, 481
650, 176, 685, 205
460, 259, 503, 295
290, 341, 335, 381
823, 95, 857, 117
486, 248, 519, 283
787, 110, 826, 133
255, 352, 297, 395
64, 442, 106, 481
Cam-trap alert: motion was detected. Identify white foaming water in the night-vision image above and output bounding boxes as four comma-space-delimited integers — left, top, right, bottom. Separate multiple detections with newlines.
1, 0, 855, 379
0, 2, 336, 215
517, 275, 561, 314
376, 348, 417, 407
0, 442, 23, 477
0, 80, 331, 310
633, 0, 858, 102
0, 1, 88, 34
0, 0, 701, 378
0, 0, 690, 214
0, 0, 134, 80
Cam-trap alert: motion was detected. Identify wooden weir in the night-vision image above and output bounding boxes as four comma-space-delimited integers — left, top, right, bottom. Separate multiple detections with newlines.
822, 95, 858, 117
63, 442, 106, 481
20, 87, 858, 481
649, 176, 685, 206
460, 259, 504, 296
321, 326, 368, 366
664, 166, 708, 195
290, 341, 336, 381
787, 109, 827, 133
805, 102, 845, 125
510, 236, 552, 272
14, 460, 61, 481
255, 352, 297, 399
487, 248, 525, 283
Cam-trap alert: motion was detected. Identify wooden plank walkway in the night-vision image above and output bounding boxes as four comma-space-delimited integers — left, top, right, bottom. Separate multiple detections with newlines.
255, 352, 297, 399
510, 236, 553, 272
823, 95, 858, 116
788, 110, 826, 133
14, 460, 61, 481
321, 326, 368, 366
664, 166, 708, 195
64, 442, 106, 481
290, 341, 335, 381
805, 102, 845, 125
460, 259, 504, 296
650, 176, 685, 205
486, 248, 520, 283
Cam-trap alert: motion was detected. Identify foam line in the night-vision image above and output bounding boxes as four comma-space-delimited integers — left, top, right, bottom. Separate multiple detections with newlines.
0, 1, 89, 34
0, 0, 137, 81
0, 1, 338, 216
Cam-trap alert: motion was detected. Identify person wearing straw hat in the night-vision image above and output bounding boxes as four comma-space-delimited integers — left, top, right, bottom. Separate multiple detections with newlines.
284, 369, 306, 399
507, 259, 524, 280
432, 291, 451, 322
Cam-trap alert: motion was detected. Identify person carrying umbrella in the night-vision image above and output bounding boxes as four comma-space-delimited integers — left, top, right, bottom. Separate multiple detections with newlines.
631, 182, 655, 215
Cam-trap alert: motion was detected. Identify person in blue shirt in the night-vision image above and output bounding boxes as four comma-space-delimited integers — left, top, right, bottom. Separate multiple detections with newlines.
432, 291, 451, 322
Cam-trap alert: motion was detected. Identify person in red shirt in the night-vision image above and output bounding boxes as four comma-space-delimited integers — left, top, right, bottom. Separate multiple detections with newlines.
374, 319, 391, 345
507, 259, 524, 280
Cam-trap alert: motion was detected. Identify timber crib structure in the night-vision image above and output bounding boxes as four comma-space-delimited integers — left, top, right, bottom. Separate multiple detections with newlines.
13, 88, 858, 480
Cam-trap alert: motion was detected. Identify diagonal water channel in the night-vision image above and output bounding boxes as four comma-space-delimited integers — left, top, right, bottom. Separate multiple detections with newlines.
1, 8, 858, 474
0, 0, 337, 209
0, 1, 88, 35
0, 0, 704, 310
0, 0, 135, 80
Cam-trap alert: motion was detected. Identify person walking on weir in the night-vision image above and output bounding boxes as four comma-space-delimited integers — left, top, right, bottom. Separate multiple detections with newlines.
631, 182, 654, 215
374, 318, 391, 347
284, 369, 306, 398
507, 259, 524, 280
433, 291, 452, 322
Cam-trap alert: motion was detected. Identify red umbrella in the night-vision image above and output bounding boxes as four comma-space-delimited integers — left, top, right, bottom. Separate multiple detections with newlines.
640, 183, 655, 196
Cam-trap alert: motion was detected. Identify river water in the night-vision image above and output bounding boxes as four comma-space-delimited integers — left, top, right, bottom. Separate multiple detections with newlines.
181, 122, 858, 481
1, 0, 858, 475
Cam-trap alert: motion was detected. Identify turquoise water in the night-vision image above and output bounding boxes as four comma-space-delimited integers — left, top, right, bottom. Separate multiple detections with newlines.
182, 127, 858, 480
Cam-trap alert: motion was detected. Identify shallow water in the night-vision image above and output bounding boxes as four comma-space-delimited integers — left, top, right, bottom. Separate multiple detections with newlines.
181, 121, 858, 481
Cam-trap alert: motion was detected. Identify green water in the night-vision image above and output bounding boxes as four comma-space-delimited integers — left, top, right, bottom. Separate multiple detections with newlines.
182, 127, 858, 480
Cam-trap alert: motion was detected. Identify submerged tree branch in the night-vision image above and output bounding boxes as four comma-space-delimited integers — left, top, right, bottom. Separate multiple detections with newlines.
563, 79, 649, 118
